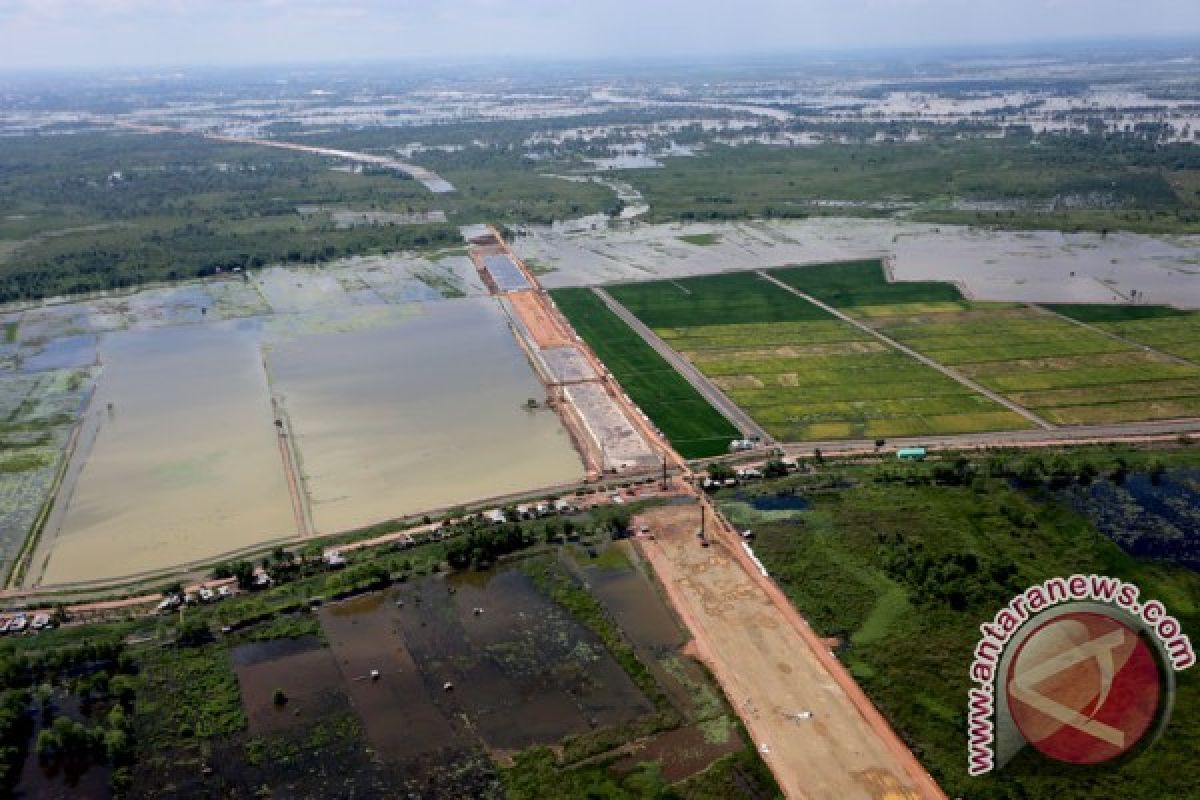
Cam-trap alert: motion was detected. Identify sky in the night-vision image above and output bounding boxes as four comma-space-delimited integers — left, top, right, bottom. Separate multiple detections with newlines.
0, 0, 1198, 69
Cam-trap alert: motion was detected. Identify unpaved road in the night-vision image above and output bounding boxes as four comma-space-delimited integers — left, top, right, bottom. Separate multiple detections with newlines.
756, 271, 1053, 431
636, 502, 944, 800
591, 286, 770, 443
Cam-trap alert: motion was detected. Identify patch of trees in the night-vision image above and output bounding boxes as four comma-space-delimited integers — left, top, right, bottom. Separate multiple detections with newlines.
0, 221, 460, 303
0, 689, 32, 790
0, 637, 138, 795
446, 525, 539, 571
877, 531, 1020, 611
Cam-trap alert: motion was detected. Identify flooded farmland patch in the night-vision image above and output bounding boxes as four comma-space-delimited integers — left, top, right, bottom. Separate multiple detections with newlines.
267, 298, 584, 534
582, 554, 685, 655
320, 565, 653, 760
0, 368, 93, 576
516, 218, 1200, 308
232, 636, 350, 735
33, 323, 295, 586
1054, 467, 1200, 569
18, 333, 97, 372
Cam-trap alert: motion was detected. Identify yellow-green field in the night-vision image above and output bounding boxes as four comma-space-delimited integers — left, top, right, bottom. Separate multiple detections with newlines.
609, 272, 1030, 441
860, 306, 1200, 425
767, 264, 1200, 427
600, 263, 1200, 442
1044, 304, 1200, 363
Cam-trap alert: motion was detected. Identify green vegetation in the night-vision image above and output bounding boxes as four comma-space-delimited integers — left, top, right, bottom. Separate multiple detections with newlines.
770, 259, 966, 307
0, 637, 137, 795
866, 306, 1200, 424
0, 133, 613, 302
622, 137, 1200, 233
676, 233, 722, 247
508, 548, 778, 800
552, 288, 739, 458
6, 125, 1200, 303
609, 271, 828, 329
722, 447, 1200, 799
1046, 304, 1200, 363
769, 262, 1200, 425
674, 748, 782, 800
504, 741, 781, 800
504, 748, 670, 799
1042, 304, 1191, 324
137, 646, 244, 745
0, 499, 778, 796
0, 452, 52, 474
608, 270, 1026, 440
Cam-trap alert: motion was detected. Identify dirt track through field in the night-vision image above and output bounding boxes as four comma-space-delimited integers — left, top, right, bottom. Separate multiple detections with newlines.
590, 286, 770, 443
756, 271, 1054, 431
637, 502, 944, 800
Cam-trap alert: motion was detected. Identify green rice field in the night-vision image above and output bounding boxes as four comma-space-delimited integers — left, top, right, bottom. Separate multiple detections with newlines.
1045, 304, 1200, 363
770, 263, 1200, 426
606, 272, 1028, 441
549, 288, 739, 458
568, 262, 1200, 446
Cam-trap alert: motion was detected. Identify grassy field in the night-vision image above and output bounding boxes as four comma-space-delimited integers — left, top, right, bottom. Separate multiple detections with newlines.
771, 262, 1200, 425
1046, 304, 1200, 363
717, 448, 1200, 800
608, 271, 1029, 440
676, 233, 722, 247
551, 288, 739, 458
609, 271, 830, 328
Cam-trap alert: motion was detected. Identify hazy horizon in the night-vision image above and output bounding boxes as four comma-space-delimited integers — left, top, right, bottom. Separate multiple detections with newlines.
0, 0, 1198, 70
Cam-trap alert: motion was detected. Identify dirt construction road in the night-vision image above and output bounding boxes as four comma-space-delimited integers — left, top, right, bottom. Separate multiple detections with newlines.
637, 502, 944, 800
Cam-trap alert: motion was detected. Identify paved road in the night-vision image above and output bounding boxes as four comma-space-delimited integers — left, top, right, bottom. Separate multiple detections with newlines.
763, 418, 1200, 460
111, 120, 456, 193
590, 287, 771, 443
756, 271, 1055, 431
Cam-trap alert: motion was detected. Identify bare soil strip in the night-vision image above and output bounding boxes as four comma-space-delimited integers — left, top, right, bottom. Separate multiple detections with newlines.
636, 501, 945, 800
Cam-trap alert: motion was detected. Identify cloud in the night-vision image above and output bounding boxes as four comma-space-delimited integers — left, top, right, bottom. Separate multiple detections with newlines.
0, 0, 1197, 68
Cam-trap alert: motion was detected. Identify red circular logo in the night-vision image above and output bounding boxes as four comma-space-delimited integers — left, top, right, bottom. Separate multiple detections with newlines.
1006, 611, 1163, 765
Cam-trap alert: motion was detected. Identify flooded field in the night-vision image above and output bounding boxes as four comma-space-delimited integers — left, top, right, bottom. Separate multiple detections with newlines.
515, 218, 1200, 308
0, 368, 93, 576
0, 251, 588, 584
32, 323, 295, 586
320, 566, 653, 760
1055, 467, 1200, 569
267, 298, 583, 534
12, 692, 111, 800
232, 636, 350, 735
